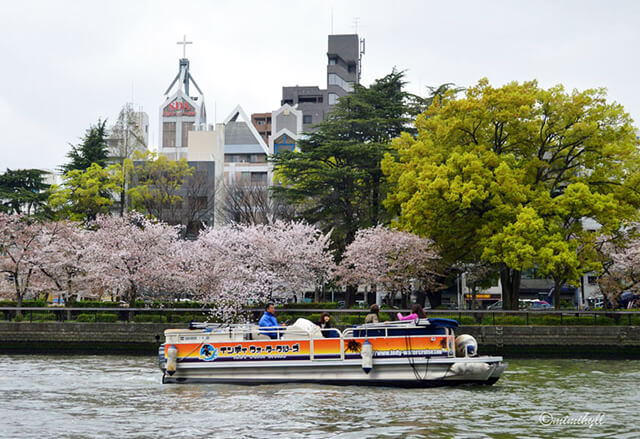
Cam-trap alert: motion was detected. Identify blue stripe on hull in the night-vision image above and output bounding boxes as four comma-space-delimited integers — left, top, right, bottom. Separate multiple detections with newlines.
162, 376, 501, 387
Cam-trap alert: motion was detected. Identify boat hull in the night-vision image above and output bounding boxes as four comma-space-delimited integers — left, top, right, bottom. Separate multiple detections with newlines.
161, 356, 507, 387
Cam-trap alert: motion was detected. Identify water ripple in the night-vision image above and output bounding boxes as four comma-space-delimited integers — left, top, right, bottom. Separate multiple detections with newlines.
0, 356, 637, 438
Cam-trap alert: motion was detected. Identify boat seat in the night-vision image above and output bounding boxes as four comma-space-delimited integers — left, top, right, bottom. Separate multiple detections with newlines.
249, 326, 274, 341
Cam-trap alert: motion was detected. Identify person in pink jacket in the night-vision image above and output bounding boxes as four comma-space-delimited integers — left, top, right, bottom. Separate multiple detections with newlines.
397, 303, 427, 321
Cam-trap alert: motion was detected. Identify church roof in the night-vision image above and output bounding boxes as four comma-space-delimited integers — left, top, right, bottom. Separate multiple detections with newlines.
225, 144, 267, 154
223, 105, 269, 155
225, 121, 258, 145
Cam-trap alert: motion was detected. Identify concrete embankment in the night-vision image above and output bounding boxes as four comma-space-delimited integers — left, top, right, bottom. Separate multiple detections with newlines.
458, 325, 640, 358
0, 322, 182, 354
1, 322, 639, 357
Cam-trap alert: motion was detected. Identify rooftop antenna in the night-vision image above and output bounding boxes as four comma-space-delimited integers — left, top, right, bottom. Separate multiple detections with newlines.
353, 17, 359, 34
358, 37, 365, 84
330, 8, 334, 34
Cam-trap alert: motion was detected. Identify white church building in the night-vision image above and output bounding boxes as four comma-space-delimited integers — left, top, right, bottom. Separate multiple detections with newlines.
157, 37, 271, 226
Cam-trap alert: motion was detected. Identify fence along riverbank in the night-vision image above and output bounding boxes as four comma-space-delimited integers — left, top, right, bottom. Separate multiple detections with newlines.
1, 307, 639, 357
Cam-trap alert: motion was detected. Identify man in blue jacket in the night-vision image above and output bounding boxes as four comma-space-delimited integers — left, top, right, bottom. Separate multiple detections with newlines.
259, 303, 284, 339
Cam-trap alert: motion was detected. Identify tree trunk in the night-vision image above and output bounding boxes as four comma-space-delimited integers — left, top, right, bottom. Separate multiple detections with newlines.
400, 289, 409, 310
367, 284, 377, 306
552, 279, 563, 310
471, 287, 478, 310
128, 285, 137, 321
500, 265, 521, 310
344, 285, 357, 308
426, 290, 442, 309
120, 187, 126, 216
415, 289, 427, 309
16, 293, 23, 318
313, 286, 321, 303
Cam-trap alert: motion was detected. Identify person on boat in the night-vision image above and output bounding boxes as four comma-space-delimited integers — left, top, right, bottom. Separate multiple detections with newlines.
259, 303, 284, 339
316, 312, 338, 338
364, 304, 380, 324
397, 303, 427, 321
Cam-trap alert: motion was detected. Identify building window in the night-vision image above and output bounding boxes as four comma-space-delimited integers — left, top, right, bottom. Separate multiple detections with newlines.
256, 119, 265, 125
328, 93, 338, 105
303, 115, 312, 124
348, 64, 356, 73
328, 73, 353, 92
225, 154, 250, 163
181, 121, 193, 147
298, 96, 323, 104
282, 99, 293, 105
276, 144, 294, 153
329, 57, 337, 65
162, 122, 176, 148
251, 172, 268, 185
587, 275, 598, 285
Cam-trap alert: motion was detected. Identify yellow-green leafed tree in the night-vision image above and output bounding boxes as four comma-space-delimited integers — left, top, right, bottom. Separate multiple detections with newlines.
49, 163, 121, 222
127, 151, 193, 223
382, 79, 640, 309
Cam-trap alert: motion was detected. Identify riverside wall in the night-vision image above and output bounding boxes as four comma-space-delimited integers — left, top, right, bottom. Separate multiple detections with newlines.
1, 322, 639, 357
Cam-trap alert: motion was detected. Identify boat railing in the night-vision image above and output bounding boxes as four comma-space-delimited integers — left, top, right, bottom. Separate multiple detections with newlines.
186, 320, 432, 341
181, 323, 345, 341
167, 321, 458, 361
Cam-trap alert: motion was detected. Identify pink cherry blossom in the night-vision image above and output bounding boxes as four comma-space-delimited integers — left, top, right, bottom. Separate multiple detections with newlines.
184, 221, 335, 321
35, 220, 95, 302
599, 223, 640, 306
83, 213, 180, 306
0, 213, 50, 306
338, 225, 440, 301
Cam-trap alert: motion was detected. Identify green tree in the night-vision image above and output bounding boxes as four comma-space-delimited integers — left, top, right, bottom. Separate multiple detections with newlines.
424, 83, 465, 108
0, 169, 51, 217
60, 119, 109, 174
127, 151, 193, 223
383, 79, 640, 309
49, 163, 121, 222
271, 70, 422, 258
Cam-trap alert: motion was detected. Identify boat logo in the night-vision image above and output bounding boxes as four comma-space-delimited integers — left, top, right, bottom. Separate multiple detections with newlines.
200, 344, 218, 361
346, 340, 362, 353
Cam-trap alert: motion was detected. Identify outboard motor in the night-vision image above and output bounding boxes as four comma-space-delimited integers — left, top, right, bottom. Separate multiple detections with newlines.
455, 334, 478, 357
166, 345, 178, 375
361, 340, 373, 374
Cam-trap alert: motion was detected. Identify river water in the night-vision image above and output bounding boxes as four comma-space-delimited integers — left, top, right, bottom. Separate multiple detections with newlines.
0, 355, 637, 438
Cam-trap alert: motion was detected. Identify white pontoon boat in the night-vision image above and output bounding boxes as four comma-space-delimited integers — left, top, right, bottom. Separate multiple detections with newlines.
158, 318, 507, 387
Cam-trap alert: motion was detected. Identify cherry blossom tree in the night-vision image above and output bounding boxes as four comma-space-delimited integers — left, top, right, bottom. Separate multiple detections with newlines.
35, 220, 94, 305
187, 221, 335, 321
83, 213, 180, 307
338, 226, 440, 308
598, 223, 640, 307
0, 213, 50, 311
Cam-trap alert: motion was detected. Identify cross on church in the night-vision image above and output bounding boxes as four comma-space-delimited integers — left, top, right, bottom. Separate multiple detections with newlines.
177, 34, 192, 58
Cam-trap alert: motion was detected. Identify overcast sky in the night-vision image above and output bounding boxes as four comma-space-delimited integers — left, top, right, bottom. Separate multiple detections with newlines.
1, 0, 639, 172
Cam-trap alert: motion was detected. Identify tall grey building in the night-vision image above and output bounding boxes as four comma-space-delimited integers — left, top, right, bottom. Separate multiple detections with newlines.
281, 34, 363, 131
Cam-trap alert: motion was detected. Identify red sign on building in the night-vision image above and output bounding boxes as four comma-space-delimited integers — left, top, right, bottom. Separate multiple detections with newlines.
163, 98, 196, 117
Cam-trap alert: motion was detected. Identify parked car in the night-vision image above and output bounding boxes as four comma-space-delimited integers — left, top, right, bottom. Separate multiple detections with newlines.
487, 300, 530, 310
527, 300, 552, 310
619, 291, 640, 309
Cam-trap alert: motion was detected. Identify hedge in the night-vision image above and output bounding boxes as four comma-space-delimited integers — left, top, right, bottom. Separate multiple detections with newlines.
76, 313, 119, 323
